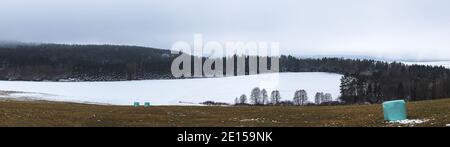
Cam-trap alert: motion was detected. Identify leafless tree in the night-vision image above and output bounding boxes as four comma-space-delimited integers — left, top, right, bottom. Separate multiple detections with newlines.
270, 90, 281, 105
293, 89, 308, 105
261, 89, 269, 105
239, 94, 247, 104
250, 87, 262, 105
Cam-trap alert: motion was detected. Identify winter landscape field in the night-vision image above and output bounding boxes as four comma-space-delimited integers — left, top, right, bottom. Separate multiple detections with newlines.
0, 72, 342, 106
1, 0, 450, 130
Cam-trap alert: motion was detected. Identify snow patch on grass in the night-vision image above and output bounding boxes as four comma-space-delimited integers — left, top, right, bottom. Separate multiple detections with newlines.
389, 119, 429, 125
239, 118, 278, 123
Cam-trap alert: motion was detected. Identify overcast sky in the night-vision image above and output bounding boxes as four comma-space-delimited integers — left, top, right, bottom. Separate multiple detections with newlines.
1, 0, 450, 60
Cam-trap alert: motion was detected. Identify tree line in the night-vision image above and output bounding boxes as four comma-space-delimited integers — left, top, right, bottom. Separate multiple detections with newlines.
234, 87, 334, 106
0, 44, 176, 81
279, 56, 450, 103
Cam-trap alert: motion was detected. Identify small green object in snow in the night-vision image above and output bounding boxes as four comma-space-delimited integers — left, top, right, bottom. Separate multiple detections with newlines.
144, 102, 151, 107
133, 102, 140, 107
383, 100, 407, 121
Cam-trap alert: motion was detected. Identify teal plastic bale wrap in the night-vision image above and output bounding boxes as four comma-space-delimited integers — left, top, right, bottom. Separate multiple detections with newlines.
382, 100, 407, 121
144, 102, 151, 107
133, 102, 140, 107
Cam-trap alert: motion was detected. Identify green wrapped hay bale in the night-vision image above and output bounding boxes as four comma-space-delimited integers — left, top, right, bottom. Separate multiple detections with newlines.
383, 100, 407, 121
144, 102, 151, 107
133, 102, 140, 107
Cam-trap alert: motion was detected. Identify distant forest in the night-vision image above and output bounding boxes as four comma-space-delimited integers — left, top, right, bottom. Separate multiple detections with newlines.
1, 44, 449, 103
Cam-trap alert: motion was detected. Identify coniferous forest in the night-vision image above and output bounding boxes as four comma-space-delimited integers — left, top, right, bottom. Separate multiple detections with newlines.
1, 44, 449, 104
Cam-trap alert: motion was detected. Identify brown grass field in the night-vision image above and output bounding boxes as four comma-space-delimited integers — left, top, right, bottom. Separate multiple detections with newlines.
0, 98, 448, 127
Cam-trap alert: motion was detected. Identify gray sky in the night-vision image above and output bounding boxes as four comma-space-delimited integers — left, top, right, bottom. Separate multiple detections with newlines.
1, 0, 450, 60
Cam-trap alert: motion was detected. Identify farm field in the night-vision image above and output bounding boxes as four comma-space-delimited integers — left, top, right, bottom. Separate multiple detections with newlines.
0, 98, 448, 127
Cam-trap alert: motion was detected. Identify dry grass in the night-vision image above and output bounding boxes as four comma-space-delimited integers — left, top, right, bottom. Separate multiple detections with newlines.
0, 98, 448, 127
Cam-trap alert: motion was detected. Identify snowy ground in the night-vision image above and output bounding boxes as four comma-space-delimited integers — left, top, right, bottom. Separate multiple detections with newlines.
388, 119, 430, 127
389, 119, 429, 125
0, 72, 342, 105
400, 61, 450, 69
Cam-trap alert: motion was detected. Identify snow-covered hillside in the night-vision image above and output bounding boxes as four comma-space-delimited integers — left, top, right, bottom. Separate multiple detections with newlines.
0, 72, 342, 105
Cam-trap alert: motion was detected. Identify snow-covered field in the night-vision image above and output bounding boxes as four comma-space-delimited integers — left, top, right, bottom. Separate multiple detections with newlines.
0, 72, 343, 105
401, 61, 450, 69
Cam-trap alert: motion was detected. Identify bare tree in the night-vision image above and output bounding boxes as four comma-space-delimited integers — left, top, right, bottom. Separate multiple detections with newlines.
293, 90, 308, 105
324, 93, 333, 103
261, 89, 268, 105
239, 94, 248, 104
315, 92, 324, 104
270, 90, 281, 105
250, 87, 262, 105
300, 90, 308, 105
